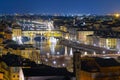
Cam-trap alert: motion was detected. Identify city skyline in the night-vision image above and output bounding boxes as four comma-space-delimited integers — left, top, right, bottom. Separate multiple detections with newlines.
0, 3, 120, 80
0, 0, 120, 15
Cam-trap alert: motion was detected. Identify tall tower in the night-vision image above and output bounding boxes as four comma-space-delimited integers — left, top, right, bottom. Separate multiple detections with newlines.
73, 50, 81, 80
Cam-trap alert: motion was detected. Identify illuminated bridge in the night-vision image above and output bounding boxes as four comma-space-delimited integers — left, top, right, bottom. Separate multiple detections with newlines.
16, 20, 62, 44
60, 39, 117, 54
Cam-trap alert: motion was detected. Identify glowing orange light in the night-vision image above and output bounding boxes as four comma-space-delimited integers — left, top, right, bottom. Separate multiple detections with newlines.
114, 13, 120, 18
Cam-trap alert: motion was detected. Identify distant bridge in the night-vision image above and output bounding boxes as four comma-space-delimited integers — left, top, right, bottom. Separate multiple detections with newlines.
60, 39, 117, 54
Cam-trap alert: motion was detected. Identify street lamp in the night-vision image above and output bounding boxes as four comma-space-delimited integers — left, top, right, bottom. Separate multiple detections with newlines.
65, 36, 68, 39
57, 52, 60, 55
114, 13, 120, 18
53, 61, 56, 65
45, 59, 48, 62
117, 51, 120, 54
62, 63, 65, 67
47, 53, 50, 58
103, 51, 106, 54
107, 47, 110, 49
93, 44, 96, 46
93, 51, 96, 56
84, 51, 88, 55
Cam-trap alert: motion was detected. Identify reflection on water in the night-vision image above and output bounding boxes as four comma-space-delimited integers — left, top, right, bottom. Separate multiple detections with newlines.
64, 46, 68, 56
35, 37, 73, 56
49, 37, 57, 55
70, 48, 73, 56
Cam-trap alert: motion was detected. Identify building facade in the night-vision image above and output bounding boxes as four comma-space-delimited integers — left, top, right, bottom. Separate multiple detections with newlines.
77, 30, 94, 44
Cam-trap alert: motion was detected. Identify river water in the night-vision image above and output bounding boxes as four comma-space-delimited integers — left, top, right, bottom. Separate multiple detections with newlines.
35, 37, 73, 56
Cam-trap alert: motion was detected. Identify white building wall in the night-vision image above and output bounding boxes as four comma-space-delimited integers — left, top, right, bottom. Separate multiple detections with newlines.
19, 68, 24, 80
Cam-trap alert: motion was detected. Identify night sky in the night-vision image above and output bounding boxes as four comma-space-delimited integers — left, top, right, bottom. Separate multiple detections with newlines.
0, 0, 120, 14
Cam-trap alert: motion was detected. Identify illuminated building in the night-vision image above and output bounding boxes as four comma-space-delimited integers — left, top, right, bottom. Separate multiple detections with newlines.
87, 35, 99, 46
4, 30, 12, 40
68, 27, 78, 41
87, 34, 120, 51
60, 25, 77, 41
60, 26, 67, 32
10, 67, 20, 80
60, 25, 78, 41
0, 71, 3, 80
3, 44, 40, 63
0, 61, 10, 80
12, 24, 22, 38
99, 37, 117, 50
60, 26, 70, 39
20, 46, 40, 63
77, 30, 94, 44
